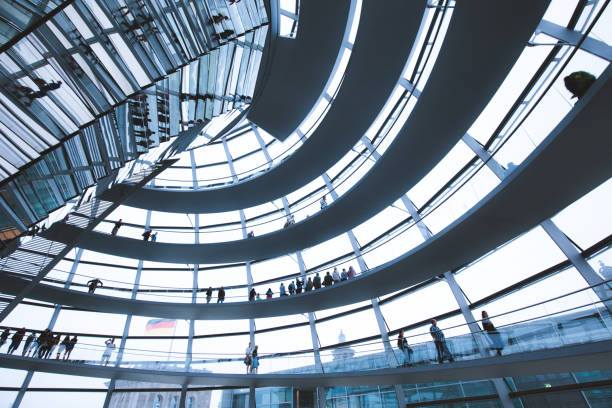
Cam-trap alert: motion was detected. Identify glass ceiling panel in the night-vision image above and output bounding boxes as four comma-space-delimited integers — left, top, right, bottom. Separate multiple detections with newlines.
0, 5, 611, 403
455, 226, 566, 301
0, 0, 268, 192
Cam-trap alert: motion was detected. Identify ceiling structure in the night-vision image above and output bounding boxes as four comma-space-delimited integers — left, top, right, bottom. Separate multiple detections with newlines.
0, 1, 611, 408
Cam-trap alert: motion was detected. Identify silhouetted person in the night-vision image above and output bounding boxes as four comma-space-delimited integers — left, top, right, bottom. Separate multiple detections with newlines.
332, 267, 340, 283
320, 195, 327, 210
249, 288, 256, 301
111, 219, 122, 235
206, 287, 213, 303
244, 342, 253, 373
57, 334, 71, 359
279, 282, 287, 296
305, 277, 313, 292
7, 328, 25, 354
212, 29, 235, 41
481, 311, 503, 356
142, 229, 152, 241
347, 266, 356, 279
47, 333, 60, 359
37, 329, 51, 358
250, 345, 259, 374
313, 273, 322, 289
397, 329, 412, 366
24, 80, 62, 106
341, 268, 348, 281
212, 14, 229, 24
64, 336, 77, 360
266, 288, 273, 299
22, 331, 36, 356
101, 338, 115, 365
0, 328, 9, 350
288, 281, 295, 295
323, 272, 333, 287
87, 278, 103, 294
217, 287, 225, 303
430, 319, 454, 363
296, 278, 303, 294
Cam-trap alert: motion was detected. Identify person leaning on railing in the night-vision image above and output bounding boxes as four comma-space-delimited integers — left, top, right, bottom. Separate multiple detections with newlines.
481, 311, 504, 356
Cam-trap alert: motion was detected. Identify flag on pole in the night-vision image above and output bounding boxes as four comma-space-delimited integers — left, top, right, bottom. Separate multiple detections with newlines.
145, 318, 176, 335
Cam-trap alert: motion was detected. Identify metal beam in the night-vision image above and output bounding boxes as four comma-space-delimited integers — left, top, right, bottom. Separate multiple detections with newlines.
537, 20, 612, 61
400, 195, 433, 240
540, 219, 612, 311
346, 227, 406, 406
444, 271, 521, 408
461, 133, 507, 180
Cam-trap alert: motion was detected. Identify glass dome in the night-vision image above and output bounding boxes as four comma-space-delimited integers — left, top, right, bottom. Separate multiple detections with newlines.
0, 1, 611, 407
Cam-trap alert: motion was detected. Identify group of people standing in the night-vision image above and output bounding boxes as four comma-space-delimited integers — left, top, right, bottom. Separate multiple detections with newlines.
244, 342, 259, 374
251, 266, 358, 301
1, 327, 117, 366
0, 328, 77, 360
397, 311, 504, 366
205, 286, 225, 303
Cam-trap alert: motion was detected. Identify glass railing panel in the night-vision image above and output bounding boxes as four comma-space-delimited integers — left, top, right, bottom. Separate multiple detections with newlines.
5, 282, 612, 373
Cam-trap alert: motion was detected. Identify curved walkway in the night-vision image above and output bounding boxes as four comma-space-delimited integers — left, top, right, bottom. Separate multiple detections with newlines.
18, 68, 612, 318
0, 340, 610, 387
45, 0, 551, 265
105, 0, 425, 212
247, 0, 350, 141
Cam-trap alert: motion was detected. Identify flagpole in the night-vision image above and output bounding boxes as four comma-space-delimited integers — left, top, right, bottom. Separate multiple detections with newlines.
167, 321, 178, 362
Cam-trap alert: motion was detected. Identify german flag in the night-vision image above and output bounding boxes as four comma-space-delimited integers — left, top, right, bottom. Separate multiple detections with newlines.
145, 319, 176, 335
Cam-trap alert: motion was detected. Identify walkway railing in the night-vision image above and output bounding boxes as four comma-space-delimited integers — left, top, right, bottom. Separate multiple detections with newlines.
2, 280, 611, 375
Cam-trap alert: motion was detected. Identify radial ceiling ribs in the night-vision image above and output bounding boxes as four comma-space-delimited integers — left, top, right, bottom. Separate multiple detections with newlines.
50, 0, 550, 265
103, 0, 425, 213
0, 0, 267, 230
28, 63, 612, 319
0, 340, 610, 388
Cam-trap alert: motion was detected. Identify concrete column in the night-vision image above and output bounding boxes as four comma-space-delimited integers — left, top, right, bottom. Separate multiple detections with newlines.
346, 229, 405, 406
106, 211, 150, 408
295, 250, 325, 408
240, 210, 256, 346
11, 372, 33, 408
180, 213, 200, 408
295, 251, 324, 372
189, 149, 198, 189
444, 271, 514, 408
222, 136, 239, 182
249, 386, 256, 408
